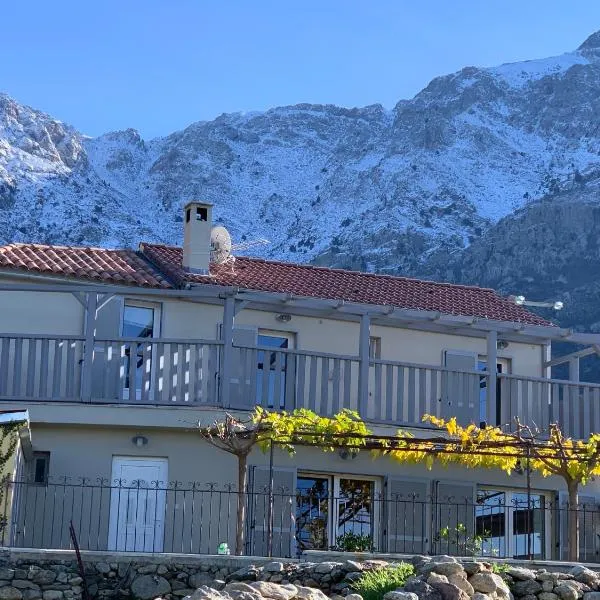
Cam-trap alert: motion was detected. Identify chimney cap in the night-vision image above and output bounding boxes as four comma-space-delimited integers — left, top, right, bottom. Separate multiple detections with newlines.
184, 200, 213, 209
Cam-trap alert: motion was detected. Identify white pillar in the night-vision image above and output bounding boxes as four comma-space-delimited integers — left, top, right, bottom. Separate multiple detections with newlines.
358, 314, 371, 418
486, 331, 497, 427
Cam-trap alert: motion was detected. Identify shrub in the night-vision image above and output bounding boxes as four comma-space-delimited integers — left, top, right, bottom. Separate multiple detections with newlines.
334, 532, 373, 552
352, 563, 415, 600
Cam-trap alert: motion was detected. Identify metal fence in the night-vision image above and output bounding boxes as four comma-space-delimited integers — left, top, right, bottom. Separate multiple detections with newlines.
2, 477, 599, 561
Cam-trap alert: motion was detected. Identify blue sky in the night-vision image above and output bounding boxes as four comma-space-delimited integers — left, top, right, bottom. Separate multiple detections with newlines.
2, 1, 600, 138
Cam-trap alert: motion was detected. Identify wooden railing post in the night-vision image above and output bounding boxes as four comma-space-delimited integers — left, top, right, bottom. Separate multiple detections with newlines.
486, 330, 497, 427
80, 292, 98, 402
220, 295, 235, 407
358, 313, 370, 418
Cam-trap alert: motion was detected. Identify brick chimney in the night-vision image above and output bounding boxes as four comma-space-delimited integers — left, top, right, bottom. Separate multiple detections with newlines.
182, 201, 213, 273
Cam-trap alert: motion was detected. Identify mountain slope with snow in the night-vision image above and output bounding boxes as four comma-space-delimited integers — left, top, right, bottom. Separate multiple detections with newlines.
3, 32, 600, 339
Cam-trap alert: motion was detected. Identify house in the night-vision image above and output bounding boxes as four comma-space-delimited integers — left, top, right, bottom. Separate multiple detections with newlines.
0, 201, 598, 561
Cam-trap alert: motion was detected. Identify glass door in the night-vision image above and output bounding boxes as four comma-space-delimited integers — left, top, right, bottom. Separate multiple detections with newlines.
122, 303, 159, 400
296, 475, 330, 551
476, 488, 547, 559
256, 332, 292, 408
334, 477, 378, 550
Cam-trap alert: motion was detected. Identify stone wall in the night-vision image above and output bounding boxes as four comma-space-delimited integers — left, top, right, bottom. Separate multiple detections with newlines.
0, 550, 597, 600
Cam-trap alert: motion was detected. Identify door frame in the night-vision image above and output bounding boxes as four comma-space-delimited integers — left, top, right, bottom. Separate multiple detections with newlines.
121, 301, 161, 401
108, 456, 168, 552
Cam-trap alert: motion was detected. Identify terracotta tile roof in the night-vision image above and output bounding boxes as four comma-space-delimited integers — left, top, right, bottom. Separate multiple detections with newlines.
0, 243, 172, 288
141, 243, 552, 326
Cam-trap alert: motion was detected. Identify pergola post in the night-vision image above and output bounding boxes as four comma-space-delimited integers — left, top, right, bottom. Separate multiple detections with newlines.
81, 292, 98, 402
486, 330, 497, 426
220, 295, 235, 407
358, 313, 371, 418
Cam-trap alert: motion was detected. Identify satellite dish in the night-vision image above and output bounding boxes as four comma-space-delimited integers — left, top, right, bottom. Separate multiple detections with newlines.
210, 226, 232, 264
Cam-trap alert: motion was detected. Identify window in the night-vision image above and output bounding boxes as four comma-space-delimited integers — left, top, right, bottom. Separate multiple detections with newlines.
296, 473, 381, 553
476, 488, 547, 559
256, 332, 293, 408
369, 336, 381, 360
30, 452, 50, 485
478, 358, 509, 425
122, 303, 159, 396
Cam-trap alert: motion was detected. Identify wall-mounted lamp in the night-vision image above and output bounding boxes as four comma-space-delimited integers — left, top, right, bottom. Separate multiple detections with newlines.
132, 434, 149, 448
510, 295, 564, 311
497, 340, 509, 350
338, 448, 358, 460
276, 313, 292, 323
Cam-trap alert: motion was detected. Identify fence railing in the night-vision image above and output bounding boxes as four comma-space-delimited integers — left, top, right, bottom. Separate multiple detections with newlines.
2, 477, 599, 562
4, 333, 600, 437
500, 374, 600, 438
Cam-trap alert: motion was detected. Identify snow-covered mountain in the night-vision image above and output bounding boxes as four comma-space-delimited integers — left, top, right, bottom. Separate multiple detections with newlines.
4, 31, 600, 343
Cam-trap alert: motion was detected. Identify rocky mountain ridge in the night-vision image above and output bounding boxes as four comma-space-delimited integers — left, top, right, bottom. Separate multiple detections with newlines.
3, 32, 600, 348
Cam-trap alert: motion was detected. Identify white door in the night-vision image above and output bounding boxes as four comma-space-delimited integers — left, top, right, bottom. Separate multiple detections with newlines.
108, 457, 168, 552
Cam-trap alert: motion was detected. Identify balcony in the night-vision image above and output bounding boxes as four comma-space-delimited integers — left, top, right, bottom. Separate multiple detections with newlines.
0, 334, 598, 438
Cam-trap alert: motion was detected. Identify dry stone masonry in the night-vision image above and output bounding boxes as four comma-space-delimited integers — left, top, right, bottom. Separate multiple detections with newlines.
0, 553, 598, 600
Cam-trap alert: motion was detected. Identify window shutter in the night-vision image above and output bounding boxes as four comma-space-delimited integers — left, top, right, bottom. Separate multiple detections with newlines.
91, 296, 124, 400
248, 465, 296, 558
433, 480, 476, 555
442, 350, 479, 425
557, 492, 599, 562
384, 477, 430, 554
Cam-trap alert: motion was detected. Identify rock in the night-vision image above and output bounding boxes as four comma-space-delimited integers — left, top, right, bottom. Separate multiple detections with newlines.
0, 589, 22, 600
21, 592, 40, 600
403, 580, 442, 600
0, 574, 13, 583
430, 564, 464, 578
448, 575, 474, 596
507, 568, 536, 582
29, 572, 55, 586
462, 564, 484, 577
42, 593, 62, 600
555, 584, 581, 600
539, 574, 561, 584
95, 564, 111, 576
173, 591, 195, 598
189, 574, 214, 588
471, 594, 492, 600
270, 576, 284, 584
264, 564, 284, 574
428, 574, 449, 585
573, 569, 599, 588
344, 595, 363, 600
429, 582, 469, 600
137, 566, 158, 576
187, 587, 228, 600
314, 564, 337, 575
469, 573, 500, 594
344, 574, 363, 583
11, 584, 38, 591
156, 566, 168, 576
539, 594, 560, 600
382, 593, 418, 600
512, 580, 543, 597
249, 582, 298, 600
213, 581, 226, 591
67, 579, 82, 587
131, 575, 171, 600
583, 594, 600, 600
520, 595, 537, 600
343, 562, 364, 573
229, 568, 261, 583
293, 587, 329, 600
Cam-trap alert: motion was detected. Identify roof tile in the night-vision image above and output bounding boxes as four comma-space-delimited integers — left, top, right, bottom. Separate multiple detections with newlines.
0, 243, 172, 289
141, 243, 552, 326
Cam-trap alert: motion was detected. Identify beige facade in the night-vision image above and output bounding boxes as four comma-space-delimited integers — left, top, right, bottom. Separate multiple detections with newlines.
0, 275, 596, 561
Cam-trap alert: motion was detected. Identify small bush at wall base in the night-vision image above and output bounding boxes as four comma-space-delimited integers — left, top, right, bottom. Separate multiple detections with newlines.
333, 532, 373, 552
352, 563, 415, 600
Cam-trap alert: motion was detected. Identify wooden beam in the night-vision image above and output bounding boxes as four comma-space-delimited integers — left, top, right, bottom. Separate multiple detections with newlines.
358, 314, 371, 419
543, 346, 600, 368
486, 331, 497, 426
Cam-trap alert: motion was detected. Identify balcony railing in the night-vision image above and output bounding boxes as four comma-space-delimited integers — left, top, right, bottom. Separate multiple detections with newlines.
0, 334, 598, 437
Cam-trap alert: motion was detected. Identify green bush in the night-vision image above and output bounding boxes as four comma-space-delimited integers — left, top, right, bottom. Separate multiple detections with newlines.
352, 563, 415, 600
334, 532, 373, 552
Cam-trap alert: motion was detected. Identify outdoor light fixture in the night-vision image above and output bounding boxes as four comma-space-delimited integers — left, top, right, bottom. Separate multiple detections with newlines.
132, 434, 148, 447
497, 339, 509, 350
510, 295, 564, 311
276, 313, 292, 322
